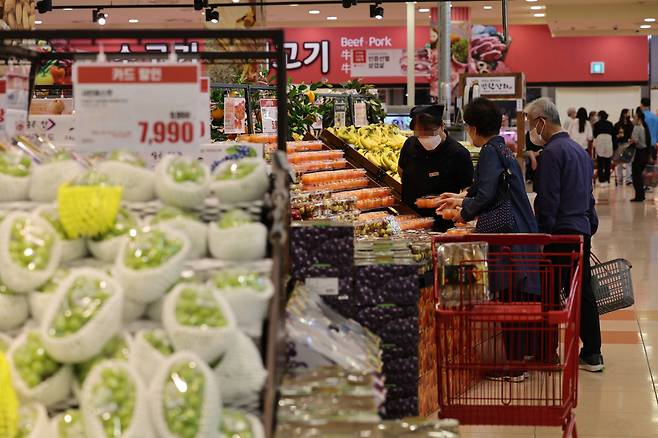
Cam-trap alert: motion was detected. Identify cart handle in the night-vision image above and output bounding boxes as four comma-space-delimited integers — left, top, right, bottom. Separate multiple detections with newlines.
432, 233, 583, 247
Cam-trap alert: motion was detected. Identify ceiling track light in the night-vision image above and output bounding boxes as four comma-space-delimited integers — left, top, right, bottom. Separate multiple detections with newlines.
194, 0, 208, 11
342, 0, 357, 8
36, 0, 52, 14
92, 9, 107, 25
205, 8, 219, 23
370, 2, 383, 20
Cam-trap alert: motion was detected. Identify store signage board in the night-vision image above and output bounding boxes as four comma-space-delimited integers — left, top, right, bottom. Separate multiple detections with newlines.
350, 49, 405, 77
260, 98, 278, 134
464, 76, 516, 96
224, 96, 247, 134
200, 77, 210, 144
73, 63, 201, 154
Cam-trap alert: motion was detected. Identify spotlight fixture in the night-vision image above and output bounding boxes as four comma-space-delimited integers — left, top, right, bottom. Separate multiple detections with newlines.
205, 8, 219, 23
194, 0, 208, 11
370, 2, 383, 20
36, 0, 52, 14
342, 0, 357, 8
92, 9, 107, 25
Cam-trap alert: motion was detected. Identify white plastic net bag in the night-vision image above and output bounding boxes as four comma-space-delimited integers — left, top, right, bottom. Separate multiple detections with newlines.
149, 352, 221, 438
87, 208, 140, 262
49, 408, 87, 438
150, 212, 208, 260
213, 330, 267, 407
209, 269, 274, 338
210, 158, 269, 204
123, 298, 146, 322
34, 205, 87, 263
113, 226, 190, 304
81, 360, 153, 438
8, 330, 72, 407
0, 173, 29, 202
0, 212, 62, 293
155, 155, 210, 209
15, 403, 50, 438
28, 268, 71, 324
208, 211, 267, 262
163, 283, 237, 363
40, 268, 124, 363
131, 328, 173, 385
96, 160, 156, 202
29, 159, 85, 202
219, 409, 265, 438
0, 289, 29, 331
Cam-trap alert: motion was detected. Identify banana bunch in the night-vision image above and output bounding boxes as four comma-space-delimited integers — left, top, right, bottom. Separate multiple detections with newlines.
328, 123, 408, 184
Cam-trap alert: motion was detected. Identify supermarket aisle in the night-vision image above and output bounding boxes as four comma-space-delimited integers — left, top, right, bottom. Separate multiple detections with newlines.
458, 186, 658, 438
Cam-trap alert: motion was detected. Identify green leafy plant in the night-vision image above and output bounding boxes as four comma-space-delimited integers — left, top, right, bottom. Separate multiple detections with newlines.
341, 79, 386, 124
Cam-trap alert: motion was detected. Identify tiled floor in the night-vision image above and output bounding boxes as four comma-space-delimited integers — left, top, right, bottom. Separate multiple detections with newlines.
457, 185, 658, 438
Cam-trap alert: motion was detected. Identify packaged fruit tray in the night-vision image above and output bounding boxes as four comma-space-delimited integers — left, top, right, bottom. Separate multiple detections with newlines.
354, 216, 400, 238
292, 159, 349, 174
357, 211, 390, 222
355, 196, 396, 212
396, 217, 435, 231
301, 169, 367, 186
415, 196, 441, 209
237, 133, 277, 143
288, 150, 344, 164
291, 197, 357, 220
333, 187, 392, 201
302, 177, 370, 193
291, 190, 333, 206
286, 141, 324, 153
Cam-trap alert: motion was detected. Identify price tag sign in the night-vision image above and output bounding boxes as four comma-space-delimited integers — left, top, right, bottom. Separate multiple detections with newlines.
73, 63, 201, 154
354, 100, 368, 127
305, 277, 339, 296
334, 100, 346, 129
0, 67, 30, 140
224, 96, 247, 134
200, 77, 210, 143
260, 98, 278, 134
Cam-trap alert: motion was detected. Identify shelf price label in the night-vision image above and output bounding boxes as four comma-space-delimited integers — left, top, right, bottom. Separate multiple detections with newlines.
260, 98, 278, 134
73, 63, 201, 154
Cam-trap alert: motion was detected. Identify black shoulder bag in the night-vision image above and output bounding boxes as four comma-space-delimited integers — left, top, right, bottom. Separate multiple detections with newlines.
474, 144, 516, 233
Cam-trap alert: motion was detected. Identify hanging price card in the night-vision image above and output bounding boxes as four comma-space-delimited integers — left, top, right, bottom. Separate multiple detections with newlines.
259, 98, 278, 134
224, 96, 247, 134
353, 100, 368, 127
73, 63, 201, 154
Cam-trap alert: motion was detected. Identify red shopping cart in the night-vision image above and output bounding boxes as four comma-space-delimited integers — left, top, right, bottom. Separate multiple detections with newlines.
432, 234, 583, 438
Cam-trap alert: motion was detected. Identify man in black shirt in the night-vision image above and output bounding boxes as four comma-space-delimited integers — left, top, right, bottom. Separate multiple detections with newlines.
398, 105, 474, 231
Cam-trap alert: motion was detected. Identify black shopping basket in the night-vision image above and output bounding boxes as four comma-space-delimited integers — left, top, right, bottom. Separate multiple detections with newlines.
591, 253, 634, 315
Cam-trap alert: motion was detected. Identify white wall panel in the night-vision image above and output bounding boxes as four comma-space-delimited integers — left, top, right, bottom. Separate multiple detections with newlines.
555, 86, 642, 124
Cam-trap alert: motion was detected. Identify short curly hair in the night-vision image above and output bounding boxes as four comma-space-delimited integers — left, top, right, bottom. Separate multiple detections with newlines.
463, 97, 502, 137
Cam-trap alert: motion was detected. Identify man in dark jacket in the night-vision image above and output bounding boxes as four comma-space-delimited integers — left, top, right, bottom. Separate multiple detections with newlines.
525, 97, 603, 372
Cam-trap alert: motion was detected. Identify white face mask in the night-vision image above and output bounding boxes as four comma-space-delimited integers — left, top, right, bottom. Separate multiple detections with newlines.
418, 136, 441, 151
529, 119, 546, 147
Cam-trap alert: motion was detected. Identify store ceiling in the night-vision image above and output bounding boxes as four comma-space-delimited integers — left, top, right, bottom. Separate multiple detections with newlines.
34, 0, 658, 36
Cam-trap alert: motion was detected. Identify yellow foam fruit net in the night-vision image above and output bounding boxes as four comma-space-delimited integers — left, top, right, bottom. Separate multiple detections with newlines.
0, 353, 18, 438
58, 185, 123, 239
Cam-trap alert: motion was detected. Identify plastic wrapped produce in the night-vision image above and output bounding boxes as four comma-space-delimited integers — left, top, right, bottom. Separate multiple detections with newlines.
0, 150, 31, 201
149, 352, 221, 438
415, 195, 442, 209
285, 140, 324, 153
40, 268, 124, 363
50, 408, 87, 438
301, 169, 367, 186
291, 223, 354, 279
208, 210, 267, 262
0, 212, 62, 293
0, 282, 28, 331
292, 159, 349, 174
436, 241, 489, 306
211, 158, 269, 204
155, 155, 210, 209
114, 226, 189, 304
356, 195, 396, 211
35, 205, 87, 262
29, 154, 85, 202
287, 150, 343, 164
131, 328, 174, 384
150, 206, 207, 259
123, 298, 147, 322
333, 187, 391, 201
81, 360, 152, 438
219, 410, 265, 438
214, 330, 267, 407
28, 268, 69, 323
73, 332, 132, 385
96, 150, 155, 202
210, 269, 274, 337
354, 263, 419, 306
301, 177, 370, 192
8, 331, 72, 407
15, 403, 50, 438
163, 283, 237, 363
88, 208, 139, 262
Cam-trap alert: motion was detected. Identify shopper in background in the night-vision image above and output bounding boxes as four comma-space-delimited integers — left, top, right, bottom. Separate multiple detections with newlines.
629, 108, 651, 202
613, 108, 634, 186
524, 130, 541, 190
592, 110, 616, 185
568, 107, 593, 152
563, 107, 577, 132
640, 98, 658, 162
437, 97, 539, 382
397, 104, 473, 231
588, 111, 598, 126
525, 97, 603, 373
